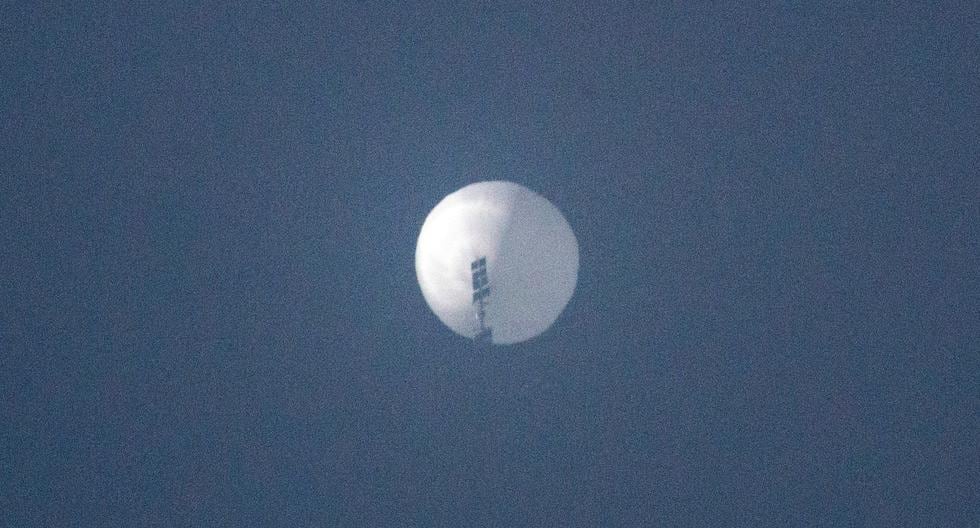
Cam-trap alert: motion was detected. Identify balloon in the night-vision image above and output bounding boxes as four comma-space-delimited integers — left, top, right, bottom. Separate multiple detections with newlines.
415, 181, 579, 345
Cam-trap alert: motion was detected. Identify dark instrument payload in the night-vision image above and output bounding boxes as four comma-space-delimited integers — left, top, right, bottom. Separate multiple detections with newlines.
471, 257, 492, 345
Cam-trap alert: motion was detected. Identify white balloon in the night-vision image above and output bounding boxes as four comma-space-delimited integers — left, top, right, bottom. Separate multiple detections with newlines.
415, 181, 579, 345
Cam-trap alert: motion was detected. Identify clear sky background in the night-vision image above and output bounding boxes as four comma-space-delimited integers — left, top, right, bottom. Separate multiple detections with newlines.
2, 2, 978, 525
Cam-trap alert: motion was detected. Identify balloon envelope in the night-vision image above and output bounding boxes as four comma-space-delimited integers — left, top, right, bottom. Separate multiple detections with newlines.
415, 181, 579, 344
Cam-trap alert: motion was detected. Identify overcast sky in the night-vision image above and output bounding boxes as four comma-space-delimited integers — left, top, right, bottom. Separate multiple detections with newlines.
2, 2, 978, 525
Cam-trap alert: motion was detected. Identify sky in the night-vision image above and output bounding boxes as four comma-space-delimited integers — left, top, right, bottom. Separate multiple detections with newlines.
2, 2, 978, 525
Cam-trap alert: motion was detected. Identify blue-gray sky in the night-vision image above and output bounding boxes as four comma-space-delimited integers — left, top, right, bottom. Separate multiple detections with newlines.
2, 2, 978, 525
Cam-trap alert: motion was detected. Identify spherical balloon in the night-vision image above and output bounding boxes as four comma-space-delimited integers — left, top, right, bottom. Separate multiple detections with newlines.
415, 181, 579, 345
